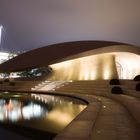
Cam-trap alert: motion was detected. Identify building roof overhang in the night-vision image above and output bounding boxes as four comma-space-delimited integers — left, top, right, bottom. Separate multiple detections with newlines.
0, 40, 139, 72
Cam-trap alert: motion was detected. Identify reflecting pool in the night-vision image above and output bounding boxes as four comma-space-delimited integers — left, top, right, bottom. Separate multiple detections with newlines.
0, 92, 87, 134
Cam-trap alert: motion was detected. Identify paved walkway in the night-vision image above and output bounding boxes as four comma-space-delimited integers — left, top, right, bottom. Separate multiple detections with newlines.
52, 92, 140, 140
91, 96, 140, 140
0, 79, 140, 140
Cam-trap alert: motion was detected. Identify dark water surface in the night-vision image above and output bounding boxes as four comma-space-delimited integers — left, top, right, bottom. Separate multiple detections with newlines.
0, 92, 87, 137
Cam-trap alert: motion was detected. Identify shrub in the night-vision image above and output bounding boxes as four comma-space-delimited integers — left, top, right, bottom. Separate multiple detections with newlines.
136, 83, 140, 91
109, 79, 120, 85
9, 82, 15, 86
134, 75, 140, 81
111, 86, 123, 94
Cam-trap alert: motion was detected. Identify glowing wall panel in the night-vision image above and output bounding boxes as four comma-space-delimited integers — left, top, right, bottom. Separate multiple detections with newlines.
48, 52, 140, 80
49, 53, 119, 80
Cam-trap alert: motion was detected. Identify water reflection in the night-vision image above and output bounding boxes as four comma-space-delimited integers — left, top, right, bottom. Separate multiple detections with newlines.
0, 98, 46, 122
0, 93, 87, 133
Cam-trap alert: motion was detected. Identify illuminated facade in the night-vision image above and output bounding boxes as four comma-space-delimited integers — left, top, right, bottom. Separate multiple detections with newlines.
0, 41, 140, 80
49, 52, 140, 80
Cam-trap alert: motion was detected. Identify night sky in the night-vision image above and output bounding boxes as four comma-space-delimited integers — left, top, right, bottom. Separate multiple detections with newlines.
0, 0, 140, 53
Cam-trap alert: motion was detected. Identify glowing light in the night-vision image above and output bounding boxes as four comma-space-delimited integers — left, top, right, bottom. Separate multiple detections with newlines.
50, 53, 117, 80
0, 94, 86, 134
84, 71, 89, 80
104, 69, 110, 79
91, 71, 95, 80
0, 52, 9, 63
103, 105, 106, 108
9, 109, 21, 122
47, 110, 72, 126
49, 52, 140, 80
0, 25, 2, 45
22, 103, 44, 119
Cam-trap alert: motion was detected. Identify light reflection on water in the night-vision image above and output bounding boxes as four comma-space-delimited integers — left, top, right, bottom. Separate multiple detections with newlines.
0, 99, 46, 122
0, 93, 87, 133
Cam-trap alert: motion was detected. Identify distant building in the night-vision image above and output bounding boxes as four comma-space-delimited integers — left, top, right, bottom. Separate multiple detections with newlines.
0, 52, 18, 78
0, 52, 9, 64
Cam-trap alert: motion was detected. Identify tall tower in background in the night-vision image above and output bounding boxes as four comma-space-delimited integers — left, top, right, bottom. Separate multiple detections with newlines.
0, 25, 3, 51
0, 25, 2, 45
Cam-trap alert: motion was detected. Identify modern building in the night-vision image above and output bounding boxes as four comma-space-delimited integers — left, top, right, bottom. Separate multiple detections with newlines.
0, 41, 140, 80
0, 51, 18, 78
0, 1, 140, 140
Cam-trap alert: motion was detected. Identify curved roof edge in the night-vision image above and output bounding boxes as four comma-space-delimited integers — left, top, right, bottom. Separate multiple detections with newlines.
0, 40, 139, 72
